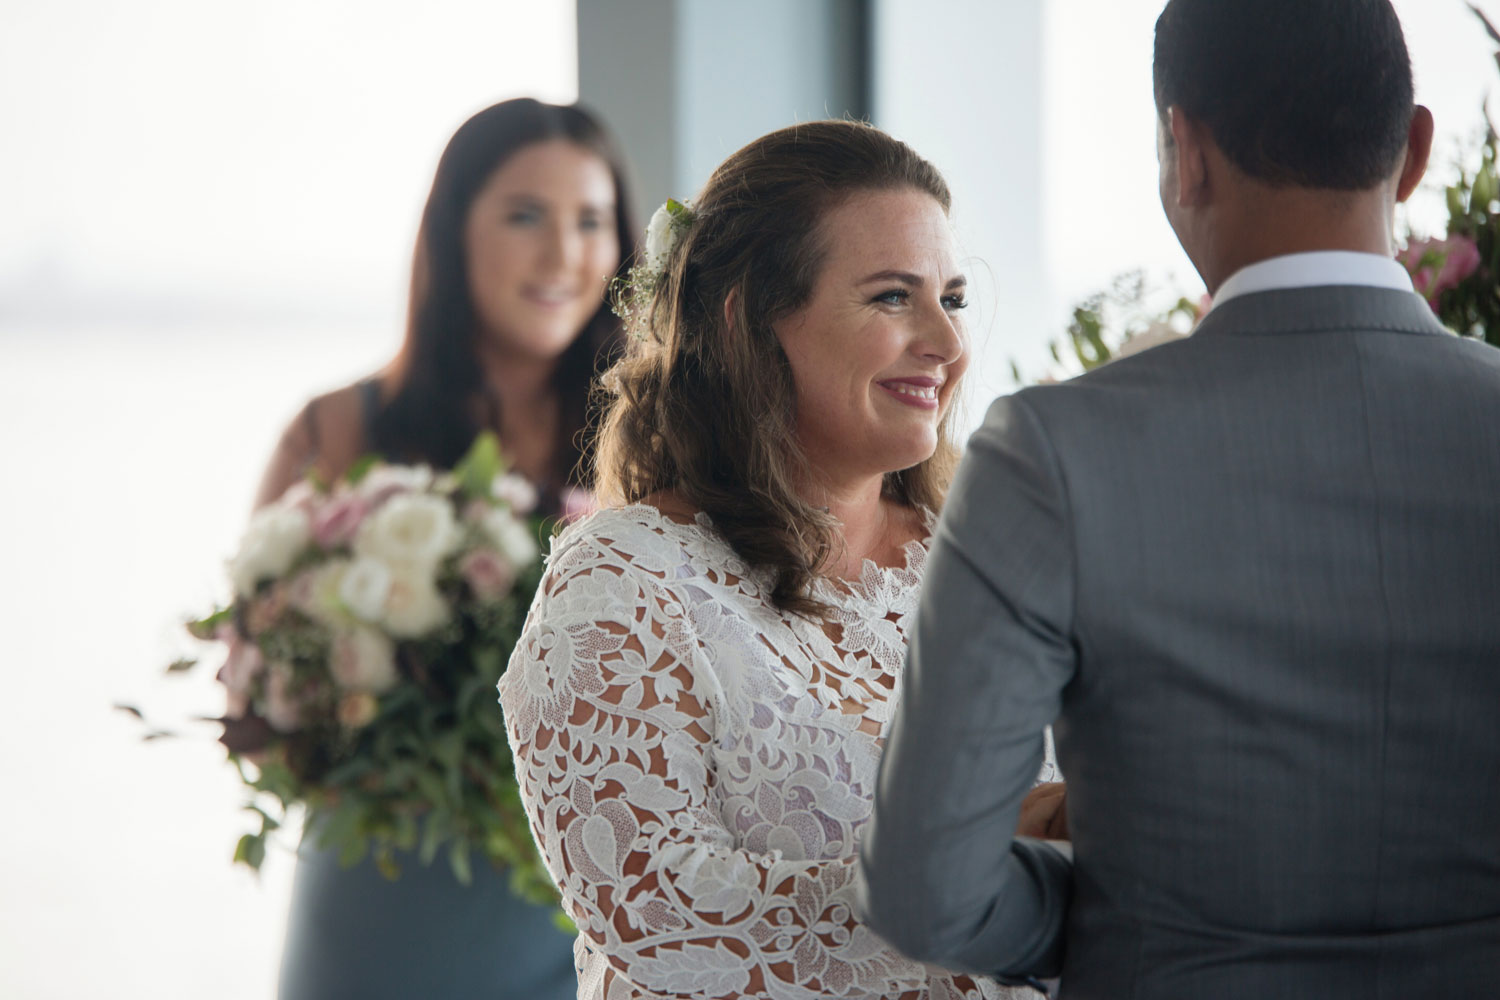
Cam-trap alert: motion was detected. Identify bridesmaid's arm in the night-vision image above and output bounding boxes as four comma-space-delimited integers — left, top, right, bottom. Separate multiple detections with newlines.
252, 385, 367, 510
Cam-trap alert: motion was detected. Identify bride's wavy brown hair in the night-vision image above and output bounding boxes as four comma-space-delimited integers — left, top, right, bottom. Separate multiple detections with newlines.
593, 120, 962, 617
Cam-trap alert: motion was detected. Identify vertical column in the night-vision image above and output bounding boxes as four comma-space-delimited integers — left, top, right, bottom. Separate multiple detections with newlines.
578, 0, 869, 225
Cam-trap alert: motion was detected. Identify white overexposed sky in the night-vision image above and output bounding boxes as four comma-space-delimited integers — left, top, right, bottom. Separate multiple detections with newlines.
0, 0, 577, 326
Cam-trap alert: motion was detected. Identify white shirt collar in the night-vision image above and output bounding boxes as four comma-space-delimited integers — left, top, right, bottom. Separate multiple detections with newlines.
1211, 251, 1414, 309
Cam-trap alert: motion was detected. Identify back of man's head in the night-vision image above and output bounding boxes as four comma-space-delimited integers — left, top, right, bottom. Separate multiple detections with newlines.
1154, 0, 1415, 191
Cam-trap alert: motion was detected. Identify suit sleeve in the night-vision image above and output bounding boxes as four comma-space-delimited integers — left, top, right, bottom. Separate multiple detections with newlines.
859, 391, 1077, 980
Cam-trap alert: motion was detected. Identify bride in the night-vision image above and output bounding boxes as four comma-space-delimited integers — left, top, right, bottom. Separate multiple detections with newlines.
499, 119, 1062, 999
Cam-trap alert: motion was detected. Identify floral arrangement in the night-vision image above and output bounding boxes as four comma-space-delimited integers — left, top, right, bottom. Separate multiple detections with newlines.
1016, 270, 1206, 383
1396, 4, 1499, 344
166, 434, 561, 902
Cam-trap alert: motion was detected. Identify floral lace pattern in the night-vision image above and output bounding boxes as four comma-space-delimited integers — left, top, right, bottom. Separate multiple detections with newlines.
499, 505, 1053, 999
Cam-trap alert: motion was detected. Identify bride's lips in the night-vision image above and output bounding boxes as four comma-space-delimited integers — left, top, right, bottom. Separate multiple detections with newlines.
876, 376, 943, 411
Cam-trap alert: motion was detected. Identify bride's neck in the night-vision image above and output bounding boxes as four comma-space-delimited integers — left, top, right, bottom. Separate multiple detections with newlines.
809, 475, 907, 578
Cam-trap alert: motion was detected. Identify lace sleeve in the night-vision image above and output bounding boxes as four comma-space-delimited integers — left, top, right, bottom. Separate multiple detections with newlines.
500, 527, 997, 1000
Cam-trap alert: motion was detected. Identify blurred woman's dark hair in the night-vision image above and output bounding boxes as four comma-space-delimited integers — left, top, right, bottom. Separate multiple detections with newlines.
373, 97, 638, 486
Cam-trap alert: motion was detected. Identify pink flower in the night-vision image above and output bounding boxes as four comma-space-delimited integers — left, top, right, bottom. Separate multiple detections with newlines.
357, 465, 434, 507
311, 493, 370, 549
494, 473, 539, 515
329, 627, 399, 693
460, 548, 518, 602
277, 480, 320, 512
244, 583, 291, 635
560, 487, 597, 523
1399, 236, 1482, 307
216, 629, 265, 698
263, 664, 303, 733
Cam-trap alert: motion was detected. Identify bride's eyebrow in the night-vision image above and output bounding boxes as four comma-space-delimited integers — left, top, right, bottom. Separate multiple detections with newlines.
856, 270, 967, 292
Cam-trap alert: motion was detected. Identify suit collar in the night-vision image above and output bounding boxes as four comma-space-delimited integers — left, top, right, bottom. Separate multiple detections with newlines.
1194, 284, 1454, 340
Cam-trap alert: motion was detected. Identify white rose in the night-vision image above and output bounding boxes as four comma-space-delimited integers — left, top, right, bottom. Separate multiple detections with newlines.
338, 556, 393, 623
482, 510, 540, 569
644, 198, 692, 273
355, 493, 459, 569
229, 505, 312, 598
330, 626, 399, 693
381, 563, 451, 638
644, 201, 677, 271
289, 560, 354, 628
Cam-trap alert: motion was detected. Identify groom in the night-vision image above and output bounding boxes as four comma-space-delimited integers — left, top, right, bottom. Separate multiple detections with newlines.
860, 0, 1500, 996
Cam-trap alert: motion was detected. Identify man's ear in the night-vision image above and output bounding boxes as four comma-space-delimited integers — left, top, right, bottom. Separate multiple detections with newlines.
1168, 107, 1211, 208
1396, 105, 1435, 204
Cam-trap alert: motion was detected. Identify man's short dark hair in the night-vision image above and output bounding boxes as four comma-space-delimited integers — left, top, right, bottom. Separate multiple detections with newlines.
1153, 0, 1415, 190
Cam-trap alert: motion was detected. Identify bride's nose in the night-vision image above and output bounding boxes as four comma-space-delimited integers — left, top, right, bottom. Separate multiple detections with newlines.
914, 300, 965, 365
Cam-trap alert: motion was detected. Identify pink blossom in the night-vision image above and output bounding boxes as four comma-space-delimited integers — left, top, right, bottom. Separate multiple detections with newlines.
277, 480, 320, 512
462, 499, 491, 526
329, 627, 399, 693
216, 630, 265, 698
311, 493, 370, 549
263, 665, 303, 733
357, 465, 434, 507
244, 584, 291, 635
1399, 236, 1482, 307
493, 473, 540, 515
560, 487, 598, 523
460, 548, 518, 602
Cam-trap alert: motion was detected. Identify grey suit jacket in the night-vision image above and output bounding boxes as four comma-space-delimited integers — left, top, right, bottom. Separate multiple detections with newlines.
860, 285, 1500, 999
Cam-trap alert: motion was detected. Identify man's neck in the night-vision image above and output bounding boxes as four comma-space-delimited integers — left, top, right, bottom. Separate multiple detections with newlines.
1200, 186, 1397, 294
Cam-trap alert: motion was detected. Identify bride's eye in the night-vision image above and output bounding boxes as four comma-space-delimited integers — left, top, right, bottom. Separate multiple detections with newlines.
873, 288, 910, 306
942, 294, 969, 312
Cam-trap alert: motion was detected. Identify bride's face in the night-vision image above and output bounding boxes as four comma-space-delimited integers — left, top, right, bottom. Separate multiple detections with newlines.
463, 140, 620, 363
774, 188, 969, 487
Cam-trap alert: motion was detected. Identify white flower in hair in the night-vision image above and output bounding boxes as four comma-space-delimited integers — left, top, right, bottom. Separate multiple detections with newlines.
644, 198, 694, 274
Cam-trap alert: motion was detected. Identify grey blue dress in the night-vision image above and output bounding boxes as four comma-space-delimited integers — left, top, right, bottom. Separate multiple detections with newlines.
276, 379, 576, 999
277, 838, 575, 999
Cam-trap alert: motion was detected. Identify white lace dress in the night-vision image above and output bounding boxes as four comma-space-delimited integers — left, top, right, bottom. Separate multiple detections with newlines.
499, 505, 1054, 1000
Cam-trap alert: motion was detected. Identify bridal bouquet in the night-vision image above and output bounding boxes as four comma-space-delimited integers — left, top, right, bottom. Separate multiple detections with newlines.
1397, 5, 1499, 345
181, 434, 556, 901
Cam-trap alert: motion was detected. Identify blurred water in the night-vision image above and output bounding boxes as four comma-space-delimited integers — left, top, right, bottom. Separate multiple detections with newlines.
0, 320, 396, 1000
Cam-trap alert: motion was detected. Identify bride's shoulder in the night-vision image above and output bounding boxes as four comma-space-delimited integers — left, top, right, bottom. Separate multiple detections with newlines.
546, 501, 710, 582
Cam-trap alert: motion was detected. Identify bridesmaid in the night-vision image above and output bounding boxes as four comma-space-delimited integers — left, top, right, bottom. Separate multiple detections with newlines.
254, 97, 639, 1000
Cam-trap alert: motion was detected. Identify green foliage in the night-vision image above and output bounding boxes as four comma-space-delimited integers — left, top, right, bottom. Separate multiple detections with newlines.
455, 432, 506, 501
1020, 271, 1204, 383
